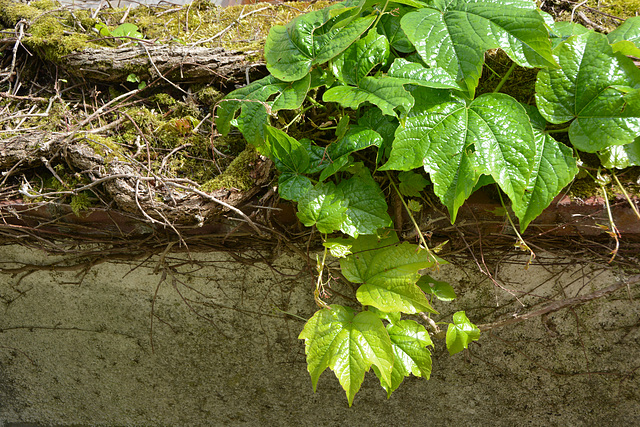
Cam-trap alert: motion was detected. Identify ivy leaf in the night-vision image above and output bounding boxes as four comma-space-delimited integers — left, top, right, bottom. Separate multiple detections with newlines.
375, 319, 433, 397
298, 305, 394, 406
265, 5, 376, 82
446, 311, 480, 355
332, 29, 390, 86
401, 0, 556, 95
510, 106, 578, 231
382, 88, 536, 223
323, 76, 414, 118
536, 31, 640, 152
599, 138, 640, 169
337, 168, 392, 237
340, 238, 438, 313
417, 275, 457, 301
387, 58, 462, 90
608, 16, 640, 58
548, 21, 590, 48
296, 181, 347, 233
398, 171, 428, 197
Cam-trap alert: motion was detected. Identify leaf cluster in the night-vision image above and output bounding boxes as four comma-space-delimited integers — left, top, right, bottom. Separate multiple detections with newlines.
214, 0, 640, 404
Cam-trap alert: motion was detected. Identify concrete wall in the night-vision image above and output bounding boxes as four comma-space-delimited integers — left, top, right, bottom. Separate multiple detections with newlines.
0, 244, 639, 426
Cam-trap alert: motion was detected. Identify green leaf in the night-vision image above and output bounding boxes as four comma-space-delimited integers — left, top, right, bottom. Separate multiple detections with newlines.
278, 173, 313, 201
340, 237, 438, 313
298, 305, 395, 406
328, 126, 383, 159
331, 29, 390, 86
376, 319, 433, 397
401, 0, 556, 95
323, 239, 353, 257
446, 311, 480, 355
336, 168, 392, 237
548, 21, 590, 48
319, 155, 353, 182
510, 106, 579, 231
416, 275, 457, 301
111, 22, 143, 39
378, 8, 415, 53
357, 108, 398, 162
398, 171, 428, 197
535, 31, 640, 152
323, 76, 414, 118
296, 181, 347, 233
264, 126, 310, 174
608, 16, 640, 57
382, 88, 536, 223
265, 5, 376, 82
387, 58, 463, 90
216, 75, 311, 147
599, 138, 640, 169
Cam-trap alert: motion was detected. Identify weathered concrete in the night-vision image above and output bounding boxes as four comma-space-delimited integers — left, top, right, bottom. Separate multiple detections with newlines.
0, 244, 639, 425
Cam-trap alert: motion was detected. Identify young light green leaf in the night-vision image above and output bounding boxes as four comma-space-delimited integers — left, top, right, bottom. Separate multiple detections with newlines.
599, 138, 640, 169
608, 16, 640, 57
416, 275, 457, 301
387, 58, 462, 90
510, 106, 578, 231
446, 311, 480, 355
298, 305, 395, 406
535, 31, 640, 152
323, 239, 353, 258
336, 168, 392, 237
398, 171, 428, 197
376, 319, 433, 397
111, 23, 143, 39
296, 182, 347, 233
323, 76, 414, 118
331, 29, 390, 86
401, 0, 556, 95
340, 238, 438, 313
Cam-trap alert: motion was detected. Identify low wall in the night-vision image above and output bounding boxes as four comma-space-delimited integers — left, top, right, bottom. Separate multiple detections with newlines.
0, 244, 639, 425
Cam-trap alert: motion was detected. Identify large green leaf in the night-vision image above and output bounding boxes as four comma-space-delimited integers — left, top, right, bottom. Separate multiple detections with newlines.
265, 4, 376, 82
296, 181, 347, 233
331, 29, 390, 86
298, 305, 394, 406
336, 169, 392, 237
599, 138, 640, 169
446, 311, 480, 355
510, 106, 578, 231
535, 31, 640, 152
387, 58, 463, 90
608, 16, 640, 58
401, 0, 556, 95
323, 76, 414, 118
340, 237, 438, 313
382, 88, 536, 222
377, 8, 414, 53
264, 126, 310, 174
374, 319, 433, 397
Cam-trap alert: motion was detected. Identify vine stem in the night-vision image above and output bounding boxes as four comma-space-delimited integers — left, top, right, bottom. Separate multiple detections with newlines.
497, 190, 535, 267
314, 236, 331, 310
386, 173, 439, 265
612, 172, 640, 220
493, 62, 516, 93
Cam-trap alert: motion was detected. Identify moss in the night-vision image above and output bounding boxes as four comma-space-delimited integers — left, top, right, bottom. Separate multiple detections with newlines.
150, 93, 178, 108
196, 86, 224, 107
0, 0, 41, 25
201, 146, 259, 192
82, 135, 127, 162
602, 0, 640, 20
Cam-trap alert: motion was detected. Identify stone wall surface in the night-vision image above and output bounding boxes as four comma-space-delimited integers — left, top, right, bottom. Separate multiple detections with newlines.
0, 244, 639, 426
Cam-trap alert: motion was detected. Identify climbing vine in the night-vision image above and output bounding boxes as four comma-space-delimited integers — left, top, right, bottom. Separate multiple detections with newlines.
214, 0, 640, 405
